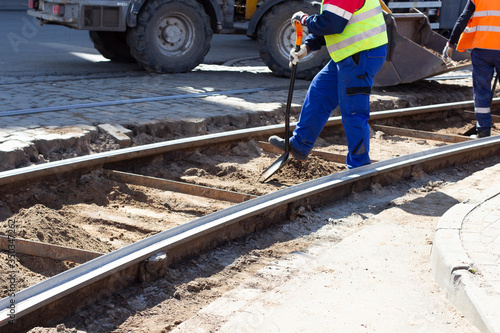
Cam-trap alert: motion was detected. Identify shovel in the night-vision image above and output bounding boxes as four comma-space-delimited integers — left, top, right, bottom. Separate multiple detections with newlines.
260, 22, 303, 183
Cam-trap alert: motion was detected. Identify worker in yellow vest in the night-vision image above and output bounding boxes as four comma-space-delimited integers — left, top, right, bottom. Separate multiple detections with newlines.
443, 0, 500, 138
269, 0, 388, 169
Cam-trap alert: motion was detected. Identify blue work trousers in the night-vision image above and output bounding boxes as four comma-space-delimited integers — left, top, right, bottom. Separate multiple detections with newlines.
290, 44, 387, 168
471, 48, 500, 132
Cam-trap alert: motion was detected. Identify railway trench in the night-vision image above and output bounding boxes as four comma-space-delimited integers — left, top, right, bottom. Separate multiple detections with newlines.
0, 95, 499, 331
1, 61, 500, 331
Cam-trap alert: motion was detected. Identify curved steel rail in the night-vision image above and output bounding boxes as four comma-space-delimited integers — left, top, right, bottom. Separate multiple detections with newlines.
1, 98, 497, 187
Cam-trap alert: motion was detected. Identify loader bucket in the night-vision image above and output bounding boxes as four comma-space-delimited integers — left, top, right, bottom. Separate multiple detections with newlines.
374, 11, 470, 87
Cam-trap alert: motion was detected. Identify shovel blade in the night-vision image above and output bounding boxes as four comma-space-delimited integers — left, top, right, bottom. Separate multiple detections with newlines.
259, 152, 290, 183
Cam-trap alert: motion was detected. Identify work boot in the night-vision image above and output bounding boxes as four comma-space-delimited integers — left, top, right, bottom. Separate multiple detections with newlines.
477, 129, 491, 138
269, 135, 308, 161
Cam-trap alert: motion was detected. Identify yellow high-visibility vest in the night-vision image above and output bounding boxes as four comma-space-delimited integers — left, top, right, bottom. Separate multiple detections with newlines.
457, 0, 500, 52
323, 0, 388, 62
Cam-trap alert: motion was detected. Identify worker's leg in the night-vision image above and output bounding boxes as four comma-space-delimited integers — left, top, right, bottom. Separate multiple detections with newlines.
290, 60, 340, 155
338, 44, 387, 168
471, 48, 496, 137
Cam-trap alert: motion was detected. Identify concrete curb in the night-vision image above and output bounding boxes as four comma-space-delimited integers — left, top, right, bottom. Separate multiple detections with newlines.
431, 187, 500, 333
0, 125, 98, 171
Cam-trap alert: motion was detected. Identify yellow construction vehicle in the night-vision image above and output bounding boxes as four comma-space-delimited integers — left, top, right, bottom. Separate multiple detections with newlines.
27, 0, 469, 86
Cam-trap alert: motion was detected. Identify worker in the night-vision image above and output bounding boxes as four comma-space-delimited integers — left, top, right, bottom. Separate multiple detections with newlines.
443, 0, 500, 138
269, 0, 388, 169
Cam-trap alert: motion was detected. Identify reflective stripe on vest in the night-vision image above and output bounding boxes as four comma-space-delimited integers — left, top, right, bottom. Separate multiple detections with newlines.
323, 0, 388, 62
457, 0, 500, 52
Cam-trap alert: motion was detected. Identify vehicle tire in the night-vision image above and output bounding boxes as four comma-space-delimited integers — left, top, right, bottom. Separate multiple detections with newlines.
127, 0, 212, 73
89, 31, 135, 62
258, 1, 329, 80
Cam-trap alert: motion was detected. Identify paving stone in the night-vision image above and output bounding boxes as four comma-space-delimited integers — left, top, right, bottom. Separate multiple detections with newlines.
0, 139, 38, 171
0, 139, 31, 152
98, 124, 132, 147
7, 132, 35, 142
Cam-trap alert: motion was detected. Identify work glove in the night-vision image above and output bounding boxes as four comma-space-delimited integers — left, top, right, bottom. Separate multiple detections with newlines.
291, 11, 308, 26
289, 44, 309, 67
442, 42, 453, 61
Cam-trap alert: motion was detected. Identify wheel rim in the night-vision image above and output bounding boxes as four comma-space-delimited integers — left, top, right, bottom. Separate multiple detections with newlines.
154, 13, 195, 56
277, 23, 314, 63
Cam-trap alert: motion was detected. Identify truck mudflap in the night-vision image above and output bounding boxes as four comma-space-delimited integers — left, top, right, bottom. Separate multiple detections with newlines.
375, 11, 470, 87
28, 0, 129, 31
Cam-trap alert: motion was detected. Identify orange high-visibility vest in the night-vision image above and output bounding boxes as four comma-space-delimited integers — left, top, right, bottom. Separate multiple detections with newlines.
457, 0, 500, 52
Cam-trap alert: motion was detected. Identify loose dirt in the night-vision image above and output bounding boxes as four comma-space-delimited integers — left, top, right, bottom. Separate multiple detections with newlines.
26, 156, 498, 333
1, 108, 497, 301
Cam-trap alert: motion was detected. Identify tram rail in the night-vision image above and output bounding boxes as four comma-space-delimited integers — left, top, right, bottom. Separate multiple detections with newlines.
0, 98, 499, 332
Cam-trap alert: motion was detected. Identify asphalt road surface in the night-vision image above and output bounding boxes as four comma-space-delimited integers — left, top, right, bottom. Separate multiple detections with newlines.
0, 10, 261, 76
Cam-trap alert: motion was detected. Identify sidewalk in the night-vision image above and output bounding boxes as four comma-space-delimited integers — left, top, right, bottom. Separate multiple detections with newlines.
432, 182, 500, 332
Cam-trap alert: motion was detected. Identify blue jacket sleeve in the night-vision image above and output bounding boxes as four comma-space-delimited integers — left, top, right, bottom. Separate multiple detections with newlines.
449, 0, 475, 46
304, 33, 326, 52
305, 11, 350, 36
